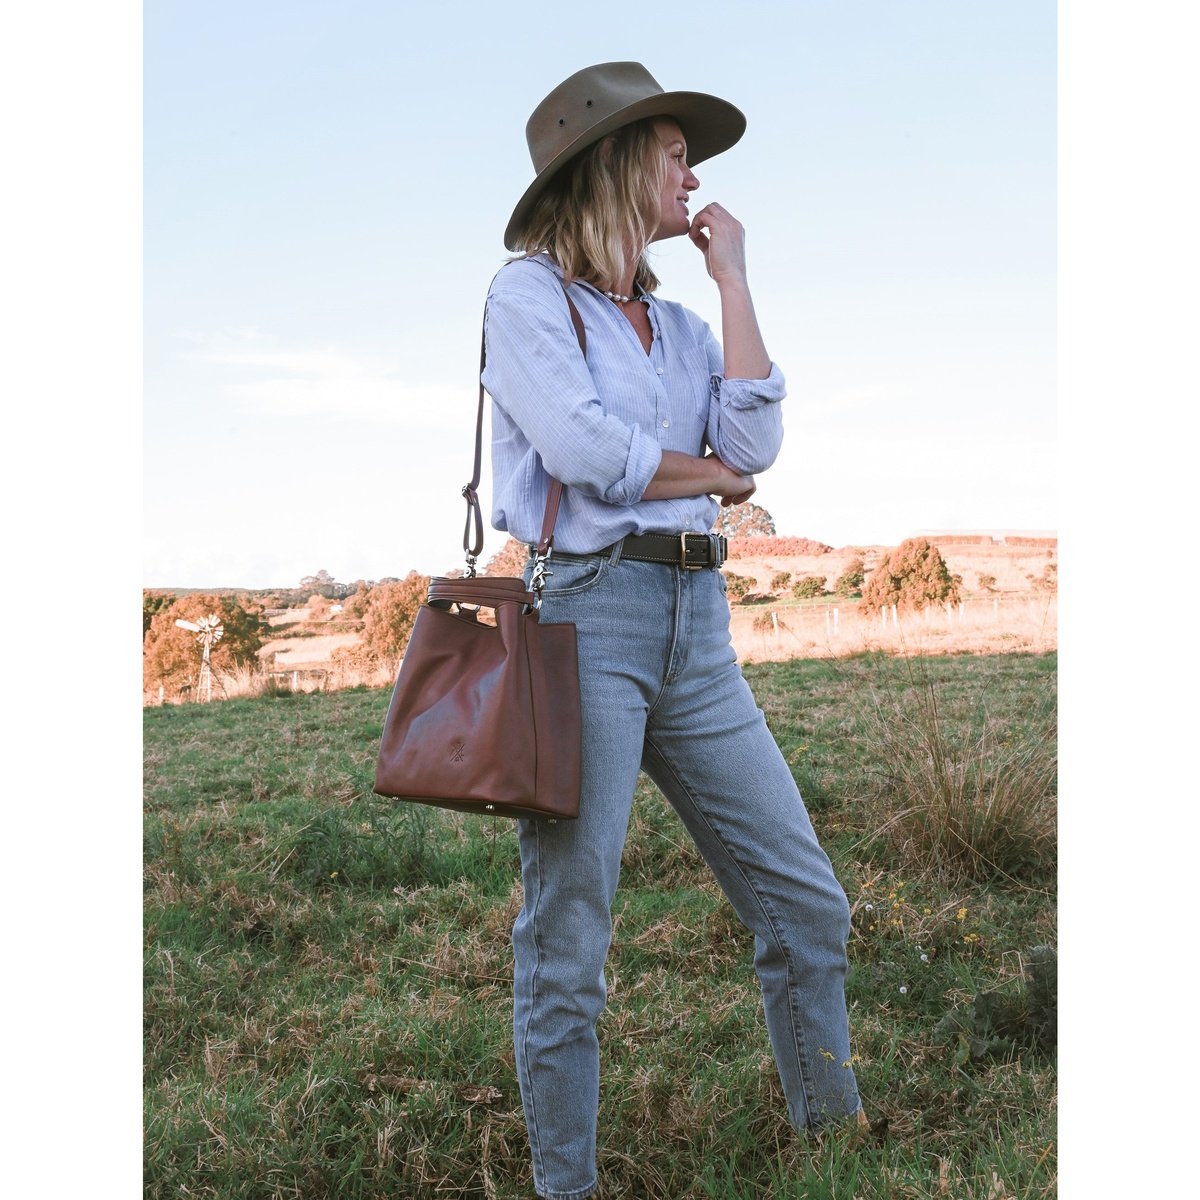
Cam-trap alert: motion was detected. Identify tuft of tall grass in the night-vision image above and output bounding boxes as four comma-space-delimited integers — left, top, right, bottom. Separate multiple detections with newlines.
859, 662, 1056, 884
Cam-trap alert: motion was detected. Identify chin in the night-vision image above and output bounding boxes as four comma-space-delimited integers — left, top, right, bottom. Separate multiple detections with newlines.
652, 218, 690, 242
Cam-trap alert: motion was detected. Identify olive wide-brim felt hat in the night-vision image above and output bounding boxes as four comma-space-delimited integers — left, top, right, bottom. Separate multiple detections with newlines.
503, 61, 746, 251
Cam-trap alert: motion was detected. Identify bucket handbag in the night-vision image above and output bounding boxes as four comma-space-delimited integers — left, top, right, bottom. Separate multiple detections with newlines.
372, 283, 586, 820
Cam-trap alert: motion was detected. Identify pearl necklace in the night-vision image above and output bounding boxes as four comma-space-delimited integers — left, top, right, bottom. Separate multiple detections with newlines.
603, 289, 637, 304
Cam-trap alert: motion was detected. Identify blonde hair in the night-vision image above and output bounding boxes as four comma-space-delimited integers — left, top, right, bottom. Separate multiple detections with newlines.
511, 117, 667, 295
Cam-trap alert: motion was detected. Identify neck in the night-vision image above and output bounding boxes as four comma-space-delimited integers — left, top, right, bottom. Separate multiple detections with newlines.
610, 272, 636, 299
613, 243, 646, 299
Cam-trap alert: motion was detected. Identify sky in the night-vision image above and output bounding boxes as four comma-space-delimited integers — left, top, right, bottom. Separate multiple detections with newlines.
144, 0, 1056, 588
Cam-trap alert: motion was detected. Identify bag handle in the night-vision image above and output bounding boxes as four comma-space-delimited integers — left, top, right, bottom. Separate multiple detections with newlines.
463, 277, 587, 576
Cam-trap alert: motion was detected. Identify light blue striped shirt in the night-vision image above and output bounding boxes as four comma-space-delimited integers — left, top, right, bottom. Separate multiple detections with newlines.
481, 253, 786, 554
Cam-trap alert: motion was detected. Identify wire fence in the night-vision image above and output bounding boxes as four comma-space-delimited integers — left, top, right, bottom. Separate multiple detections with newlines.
729, 593, 1058, 661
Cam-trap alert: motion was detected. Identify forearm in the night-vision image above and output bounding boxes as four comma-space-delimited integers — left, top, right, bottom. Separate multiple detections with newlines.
717, 278, 771, 381
641, 449, 751, 502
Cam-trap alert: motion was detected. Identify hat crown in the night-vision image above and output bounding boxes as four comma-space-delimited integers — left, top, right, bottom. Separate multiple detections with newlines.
526, 61, 664, 173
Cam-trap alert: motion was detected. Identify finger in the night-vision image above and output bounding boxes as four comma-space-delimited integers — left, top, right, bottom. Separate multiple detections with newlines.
691, 202, 735, 228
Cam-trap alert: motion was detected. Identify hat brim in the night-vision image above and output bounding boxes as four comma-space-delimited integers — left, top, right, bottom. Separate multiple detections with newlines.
503, 90, 746, 251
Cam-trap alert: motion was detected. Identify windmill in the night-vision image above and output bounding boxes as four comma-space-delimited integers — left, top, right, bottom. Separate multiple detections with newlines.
175, 614, 224, 702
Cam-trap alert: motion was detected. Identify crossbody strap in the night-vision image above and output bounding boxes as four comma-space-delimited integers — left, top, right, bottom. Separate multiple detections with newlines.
463, 276, 586, 574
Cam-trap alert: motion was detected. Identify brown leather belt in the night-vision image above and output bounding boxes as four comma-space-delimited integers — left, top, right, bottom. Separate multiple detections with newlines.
549, 531, 728, 570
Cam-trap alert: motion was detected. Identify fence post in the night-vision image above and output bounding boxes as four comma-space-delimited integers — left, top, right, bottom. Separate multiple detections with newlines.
772, 612, 779, 634
833, 607, 839, 635
891, 604, 898, 626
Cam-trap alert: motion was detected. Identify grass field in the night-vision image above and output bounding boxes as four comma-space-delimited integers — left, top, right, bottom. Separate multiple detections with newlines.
144, 652, 1056, 1199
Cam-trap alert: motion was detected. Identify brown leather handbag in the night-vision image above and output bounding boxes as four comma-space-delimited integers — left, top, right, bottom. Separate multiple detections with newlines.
372, 285, 586, 820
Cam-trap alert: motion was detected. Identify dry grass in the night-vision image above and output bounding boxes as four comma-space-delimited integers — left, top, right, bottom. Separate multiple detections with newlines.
731, 594, 1057, 663
856, 662, 1057, 884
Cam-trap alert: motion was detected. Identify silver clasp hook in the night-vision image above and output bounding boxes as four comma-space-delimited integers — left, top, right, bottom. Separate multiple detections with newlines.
529, 549, 553, 610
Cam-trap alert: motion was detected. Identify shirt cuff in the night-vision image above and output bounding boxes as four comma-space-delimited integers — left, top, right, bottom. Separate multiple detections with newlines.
712, 361, 787, 410
603, 428, 662, 506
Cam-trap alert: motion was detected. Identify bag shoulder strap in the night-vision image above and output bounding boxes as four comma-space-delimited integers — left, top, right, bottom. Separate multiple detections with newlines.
463, 273, 586, 570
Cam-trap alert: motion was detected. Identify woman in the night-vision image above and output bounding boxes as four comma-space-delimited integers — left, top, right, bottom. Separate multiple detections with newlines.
481, 62, 861, 1200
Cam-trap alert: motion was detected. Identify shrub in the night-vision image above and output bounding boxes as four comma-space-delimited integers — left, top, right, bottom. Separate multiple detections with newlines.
859, 664, 1056, 883
861, 537, 960, 614
723, 572, 752, 601
1030, 563, 1057, 593
977, 573, 997, 592
834, 559, 865, 599
770, 571, 791, 591
791, 576, 826, 599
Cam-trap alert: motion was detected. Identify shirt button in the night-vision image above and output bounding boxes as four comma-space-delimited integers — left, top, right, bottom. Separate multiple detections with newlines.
656, 367, 663, 375
661, 419, 670, 428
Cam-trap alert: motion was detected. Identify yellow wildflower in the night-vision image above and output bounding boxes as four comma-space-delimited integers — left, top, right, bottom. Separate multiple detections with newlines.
956, 907, 967, 921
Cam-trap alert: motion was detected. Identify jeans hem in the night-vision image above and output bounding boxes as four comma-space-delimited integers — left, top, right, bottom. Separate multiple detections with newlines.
536, 1181, 598, 1200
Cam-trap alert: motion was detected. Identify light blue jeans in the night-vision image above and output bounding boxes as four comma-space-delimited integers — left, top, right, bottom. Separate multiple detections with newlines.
515, 546, 860, 1200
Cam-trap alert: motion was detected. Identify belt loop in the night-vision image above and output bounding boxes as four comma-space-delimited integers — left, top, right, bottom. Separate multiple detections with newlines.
609, 538, 625, 566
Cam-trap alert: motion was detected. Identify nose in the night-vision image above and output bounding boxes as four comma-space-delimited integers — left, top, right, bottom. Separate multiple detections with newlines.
684, 165, 700, 190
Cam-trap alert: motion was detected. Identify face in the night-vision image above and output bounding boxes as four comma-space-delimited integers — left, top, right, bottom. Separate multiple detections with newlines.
650, 117, 700, 242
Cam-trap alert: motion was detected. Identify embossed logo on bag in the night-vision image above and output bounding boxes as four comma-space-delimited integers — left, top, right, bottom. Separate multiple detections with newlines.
450, 740, 466, 763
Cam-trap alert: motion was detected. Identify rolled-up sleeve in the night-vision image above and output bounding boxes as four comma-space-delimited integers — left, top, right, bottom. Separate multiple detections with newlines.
483, 287, 662, 505
700, 321, 786, 475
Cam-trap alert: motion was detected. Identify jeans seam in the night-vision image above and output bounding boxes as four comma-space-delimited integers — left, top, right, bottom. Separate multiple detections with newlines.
520, 820, 547, 1187
646, 567, 683, 718
642, 732, 819, 1126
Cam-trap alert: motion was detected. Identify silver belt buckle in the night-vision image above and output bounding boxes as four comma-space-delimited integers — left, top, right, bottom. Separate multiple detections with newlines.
680, 531, 705, 570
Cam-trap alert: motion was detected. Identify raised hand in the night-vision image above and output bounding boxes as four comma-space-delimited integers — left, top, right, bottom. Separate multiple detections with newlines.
687, 202, 749, 287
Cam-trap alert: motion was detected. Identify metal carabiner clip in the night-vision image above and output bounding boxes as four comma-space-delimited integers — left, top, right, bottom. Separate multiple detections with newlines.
528, 550, 553, 611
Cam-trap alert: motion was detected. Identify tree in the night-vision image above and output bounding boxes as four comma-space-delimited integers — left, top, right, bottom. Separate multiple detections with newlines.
143, 594, 268, 694
834, 559, 865, 599
714, 501, 776, 538
299, 569, 338, 598
483, 537, 529, 577
356, 572, 431, 668
770, 571, 792, 591
861, 538, 961, 615
298, 569, 355, 600
143, 591, 175, 635
306, 594, 333, 621
977, 572, 997, 593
